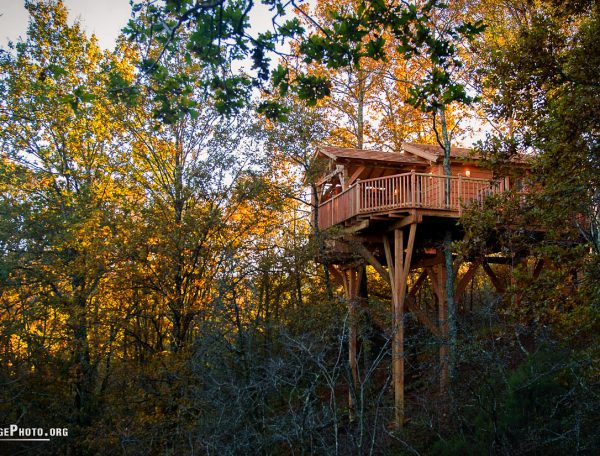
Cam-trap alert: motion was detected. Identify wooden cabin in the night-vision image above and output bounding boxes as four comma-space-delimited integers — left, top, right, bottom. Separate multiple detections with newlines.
311, 142, 525, 428
314, 142, 511, 231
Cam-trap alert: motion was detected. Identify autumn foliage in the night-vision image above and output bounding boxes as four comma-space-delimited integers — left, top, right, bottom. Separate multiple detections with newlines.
0, 0, 598, 455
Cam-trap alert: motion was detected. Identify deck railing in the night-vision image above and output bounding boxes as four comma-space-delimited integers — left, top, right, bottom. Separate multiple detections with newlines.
317, 171, 505, 230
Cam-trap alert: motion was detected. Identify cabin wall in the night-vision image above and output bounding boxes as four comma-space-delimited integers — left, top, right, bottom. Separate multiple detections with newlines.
344, 163, 428, 183
425, 162, 493, 179
317, 160, 495, 206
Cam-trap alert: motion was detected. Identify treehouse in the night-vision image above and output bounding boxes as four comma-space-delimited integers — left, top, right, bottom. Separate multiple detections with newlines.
315, 143, 511, 231
311, 143, 529, 428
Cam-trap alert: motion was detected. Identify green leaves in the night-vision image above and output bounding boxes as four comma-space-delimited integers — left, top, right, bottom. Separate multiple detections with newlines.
106, 68, 140, 106
294, 74, 331, 106
211, 75, 252, 115
364, 35, 386, 61
257, 100, 289, 121
455, 20, 487, 39
278, 18, 304, 38
47, 63, 67, 78
271, 64, 289, 96
124, 0, 482, 121
56, 86, 96, 113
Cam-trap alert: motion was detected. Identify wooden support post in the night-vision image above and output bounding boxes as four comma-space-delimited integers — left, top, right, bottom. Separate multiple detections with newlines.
426, 257, 451, 399
383, 236, 394, 282
391, 224, 417, 429
455, 261, 480, 306
482, 261, 506, 293
346, 267, 360, 421
436, 259, 449, 397
392, 229, 404, 429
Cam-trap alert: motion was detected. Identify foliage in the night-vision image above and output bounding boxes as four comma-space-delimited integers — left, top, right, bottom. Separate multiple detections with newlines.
0, 0, 598, 455
121, 0, 484, 122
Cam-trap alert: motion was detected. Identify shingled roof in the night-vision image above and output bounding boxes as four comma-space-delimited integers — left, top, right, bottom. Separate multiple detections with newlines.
402, 143, 479, 161
317, 146, 429, 166
316, 143, 483, 167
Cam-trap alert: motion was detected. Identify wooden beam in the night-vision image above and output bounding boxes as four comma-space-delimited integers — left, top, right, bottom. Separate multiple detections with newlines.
402, 224, 417, 280
370, 215, 397, 220
329, 265, 345, 288
482, 261, 506, 293
339, 220, 369, 235
353, 243, 390, 285
427, 265, 442, 303
408, 270, 428, 298
387, 212, 420, 231
316, 164, 344, 186
455, 262, 480, 303
413, 254, 446, 269
383, 235, 395, 289
348, 166, 365, 186
403, 143, 439, 162
406, 296, 440, 337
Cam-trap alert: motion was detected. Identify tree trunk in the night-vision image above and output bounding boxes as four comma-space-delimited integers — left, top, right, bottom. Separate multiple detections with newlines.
312, 183, 334, 299
356, 71, 365, 150
438, 108, 457, 381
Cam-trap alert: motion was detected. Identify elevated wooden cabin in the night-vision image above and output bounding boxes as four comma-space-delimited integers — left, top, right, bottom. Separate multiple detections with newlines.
311, 143, 527, 428
314, 143, 511, 231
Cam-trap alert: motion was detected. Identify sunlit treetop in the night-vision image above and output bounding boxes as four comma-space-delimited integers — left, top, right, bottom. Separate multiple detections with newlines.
123, 0, 484, 122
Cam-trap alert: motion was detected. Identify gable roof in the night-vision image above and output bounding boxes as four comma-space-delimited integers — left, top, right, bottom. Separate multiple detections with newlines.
317, 146, 429, 166
402, 143, 479, 162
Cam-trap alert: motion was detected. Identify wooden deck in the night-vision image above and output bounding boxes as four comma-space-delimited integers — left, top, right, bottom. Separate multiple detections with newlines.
317, 171, 506, 230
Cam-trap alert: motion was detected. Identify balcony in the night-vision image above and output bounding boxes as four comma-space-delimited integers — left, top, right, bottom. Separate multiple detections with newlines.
317, 171, 506, 230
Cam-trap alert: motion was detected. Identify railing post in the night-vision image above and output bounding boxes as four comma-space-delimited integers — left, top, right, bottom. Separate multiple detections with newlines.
458, 174, 462, 215
356, 180, 361, 214
411, 170, 416, 206
330, 198, 334, 226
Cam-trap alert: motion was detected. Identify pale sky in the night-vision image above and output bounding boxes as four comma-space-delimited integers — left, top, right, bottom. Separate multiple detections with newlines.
0, 0, 133, 50
0, 0, 285, 50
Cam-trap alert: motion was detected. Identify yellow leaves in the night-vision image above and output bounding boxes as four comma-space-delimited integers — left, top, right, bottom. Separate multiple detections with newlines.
147, 237, 160, 247
286, 0, 440, 148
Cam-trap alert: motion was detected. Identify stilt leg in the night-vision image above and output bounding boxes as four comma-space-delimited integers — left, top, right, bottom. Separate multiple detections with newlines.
437, 260, 449, 397
393, 229, 404, 428
347, 267, 360, 421
391, 224, 417, 429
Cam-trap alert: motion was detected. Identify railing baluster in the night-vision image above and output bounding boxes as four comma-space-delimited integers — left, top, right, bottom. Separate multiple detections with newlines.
316, 173, 503, 229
